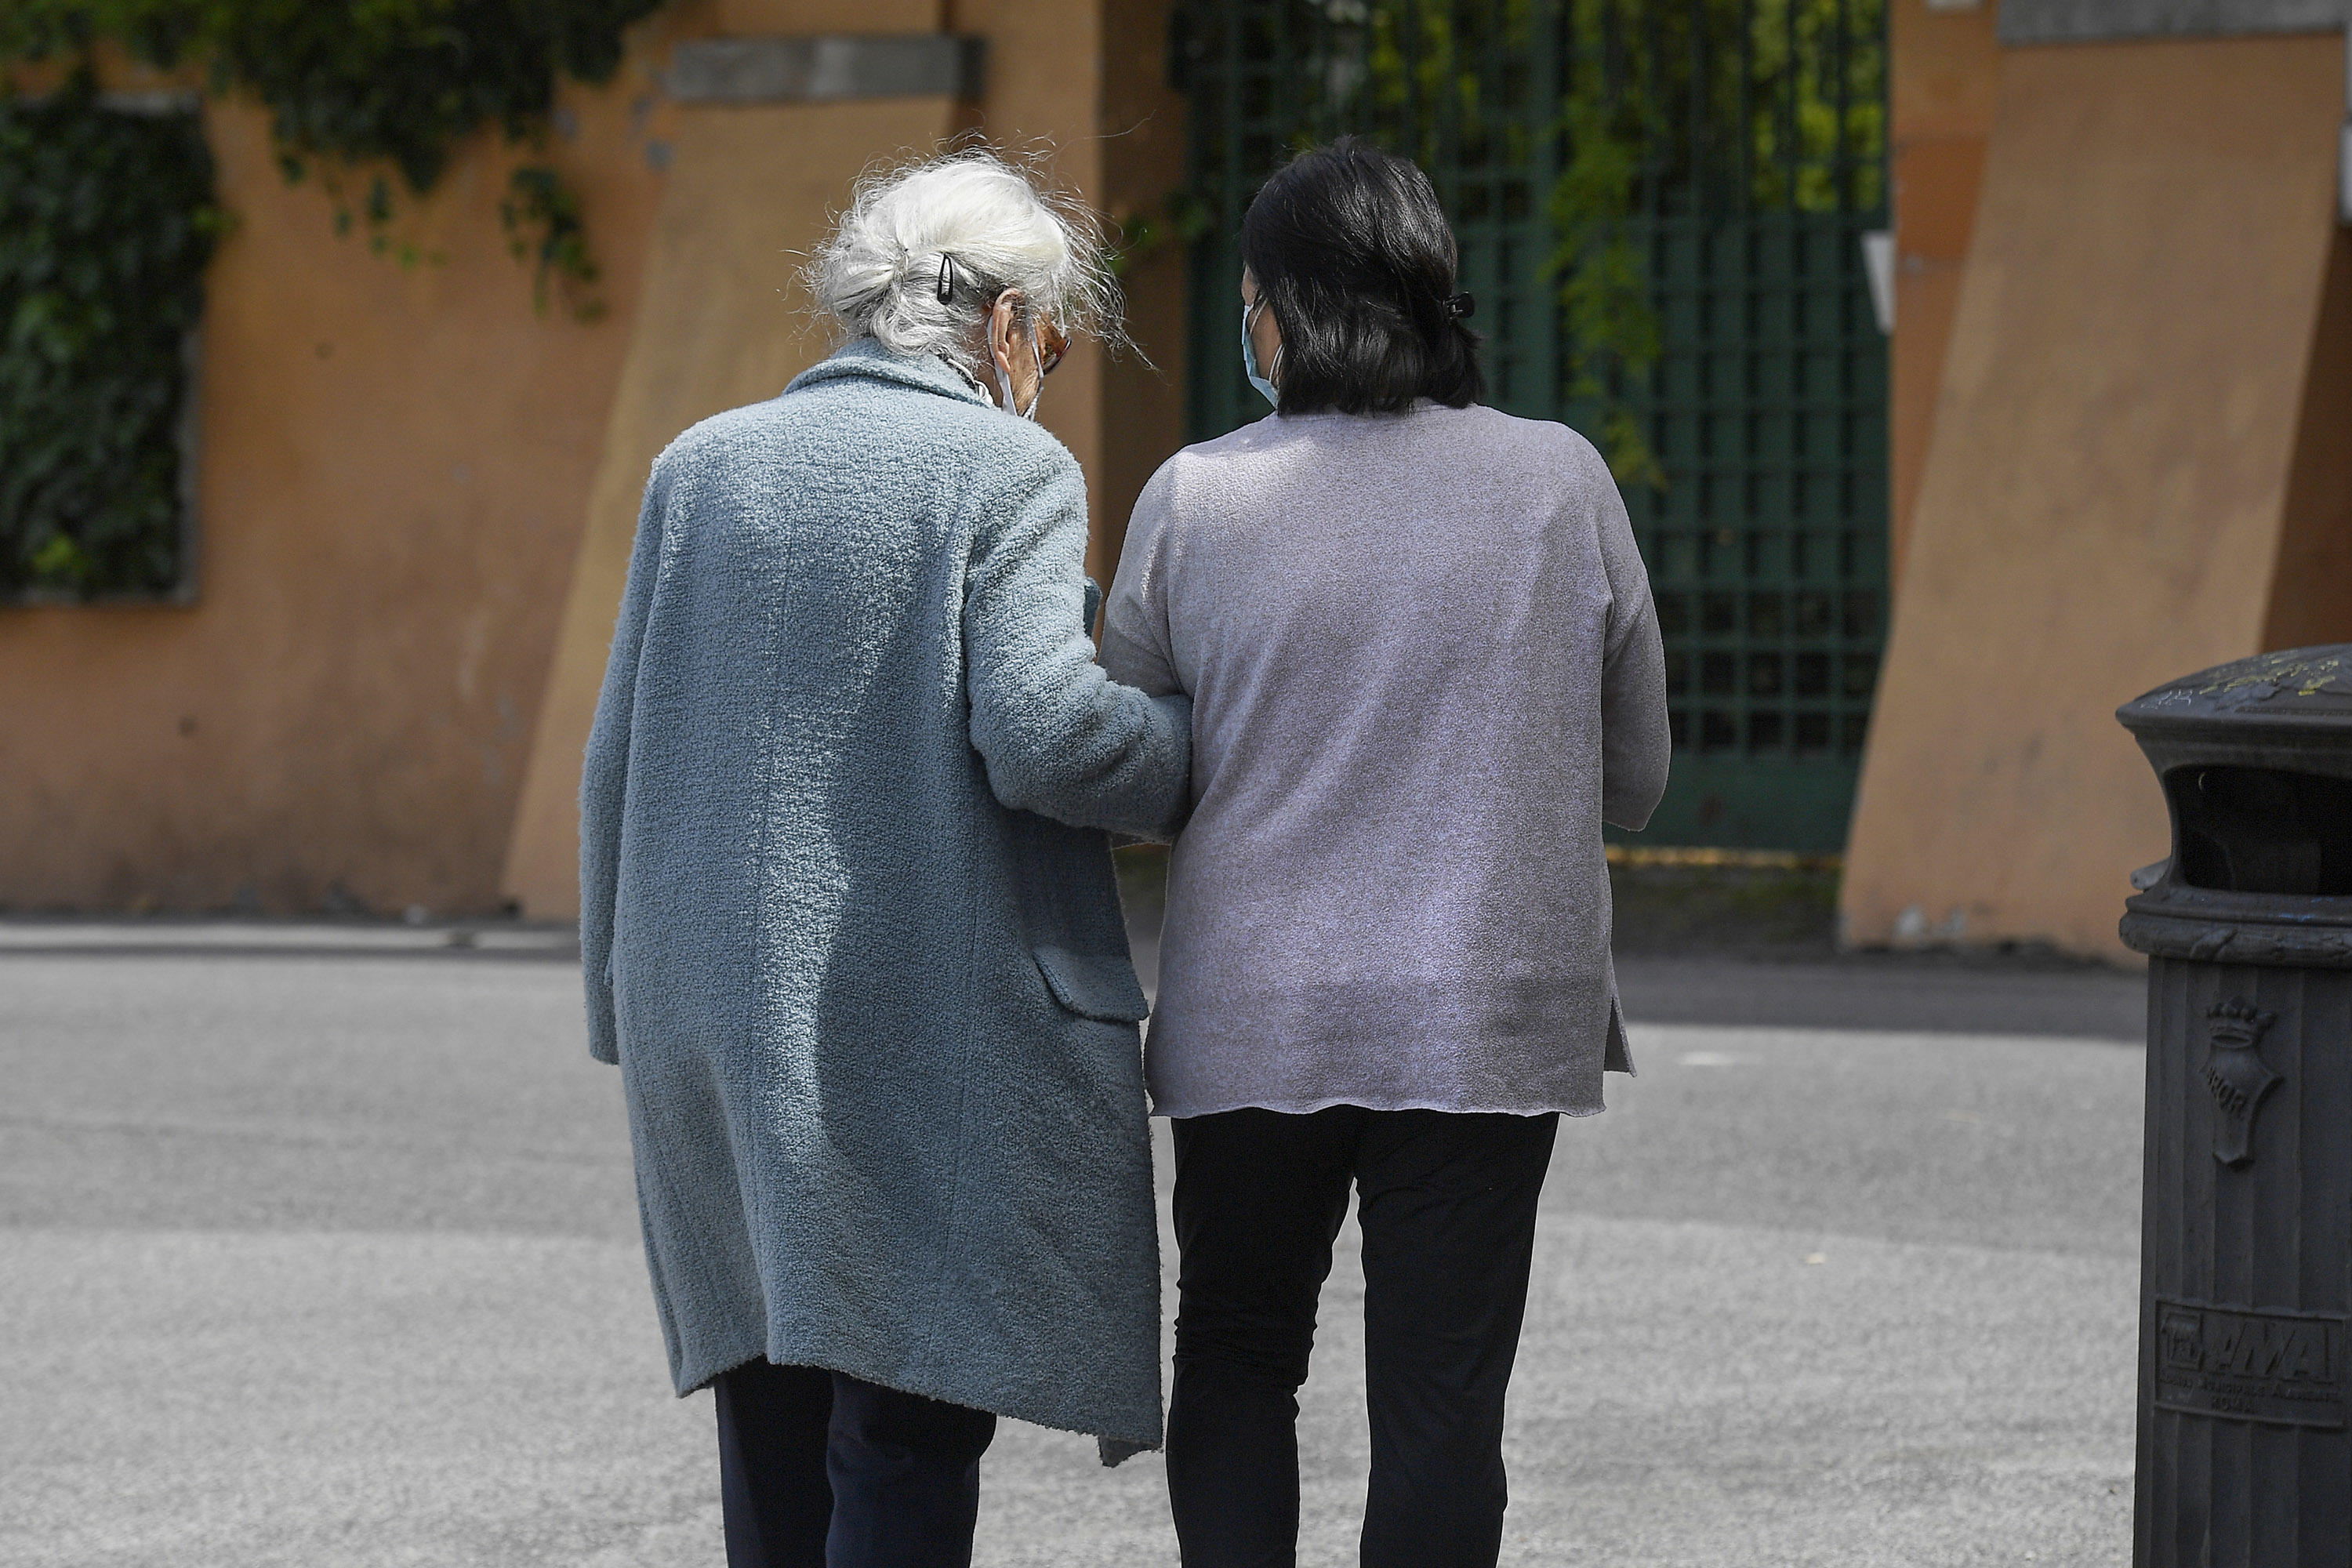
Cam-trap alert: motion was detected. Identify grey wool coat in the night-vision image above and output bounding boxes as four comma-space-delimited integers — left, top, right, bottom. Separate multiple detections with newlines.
578, 339, 1191, 1456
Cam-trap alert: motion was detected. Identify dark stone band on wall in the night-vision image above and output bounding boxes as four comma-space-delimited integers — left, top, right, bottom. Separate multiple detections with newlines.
1999, 0, 2350, 44
666, 35, 986, 104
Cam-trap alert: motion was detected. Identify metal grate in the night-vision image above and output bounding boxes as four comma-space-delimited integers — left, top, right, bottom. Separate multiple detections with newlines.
1175, 0, 1889, 851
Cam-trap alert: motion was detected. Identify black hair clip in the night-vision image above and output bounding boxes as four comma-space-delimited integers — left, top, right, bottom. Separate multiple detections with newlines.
936, 252, 959, 304
1444, 292, 1475, 320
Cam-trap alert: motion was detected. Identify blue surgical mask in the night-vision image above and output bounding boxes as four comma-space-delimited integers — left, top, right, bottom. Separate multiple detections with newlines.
1242, 298, 1280, 408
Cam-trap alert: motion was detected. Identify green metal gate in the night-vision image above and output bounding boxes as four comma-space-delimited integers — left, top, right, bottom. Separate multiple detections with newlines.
1174, 0, 1889, 852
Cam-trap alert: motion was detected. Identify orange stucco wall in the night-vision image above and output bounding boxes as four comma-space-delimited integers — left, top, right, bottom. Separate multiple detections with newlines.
1887, 0, 1998, 583
0, 36, 675, 915
0, 2, 1171, 917
1097, 0, 1193, 580
2264, 230, 2352, 655
952, 0, 1113, 567
499, 0, 1142, 916
1840, 32, 2350, 957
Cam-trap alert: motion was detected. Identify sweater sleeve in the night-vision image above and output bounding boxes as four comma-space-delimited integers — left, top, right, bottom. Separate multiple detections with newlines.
1099, 460, 1183, 699
1593, 456, 1672, 832
964, 448, 1192, 840
577, 463, 671, 1065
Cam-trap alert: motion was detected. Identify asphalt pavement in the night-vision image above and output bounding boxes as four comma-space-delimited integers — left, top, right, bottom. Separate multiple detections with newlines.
1, 927, 2145, 1566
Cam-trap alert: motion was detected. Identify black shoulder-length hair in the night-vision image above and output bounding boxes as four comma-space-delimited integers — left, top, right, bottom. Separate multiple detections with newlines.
1241, 136, 1483, 416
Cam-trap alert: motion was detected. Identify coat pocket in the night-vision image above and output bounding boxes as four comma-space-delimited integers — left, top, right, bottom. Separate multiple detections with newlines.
1033, 946, 1152, 1023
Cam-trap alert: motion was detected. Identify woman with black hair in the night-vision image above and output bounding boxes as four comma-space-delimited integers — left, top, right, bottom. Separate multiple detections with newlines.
1102, 137, 1671, 1567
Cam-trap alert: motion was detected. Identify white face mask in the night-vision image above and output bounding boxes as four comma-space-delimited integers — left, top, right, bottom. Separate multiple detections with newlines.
991, 331, 1044, 422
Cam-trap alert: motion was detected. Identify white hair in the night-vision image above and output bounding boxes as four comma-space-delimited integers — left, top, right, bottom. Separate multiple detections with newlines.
808, 148, 1123, 374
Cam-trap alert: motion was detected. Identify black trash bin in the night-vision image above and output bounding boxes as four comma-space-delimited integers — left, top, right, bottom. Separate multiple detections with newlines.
2118, 645, 2352, 1566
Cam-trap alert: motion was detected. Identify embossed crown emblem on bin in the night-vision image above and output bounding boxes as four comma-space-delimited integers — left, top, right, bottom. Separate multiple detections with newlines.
2203, 997, 2280, 1167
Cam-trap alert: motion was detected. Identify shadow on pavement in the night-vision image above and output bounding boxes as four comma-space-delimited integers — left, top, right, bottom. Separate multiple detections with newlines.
1613, 953, 2144, 1040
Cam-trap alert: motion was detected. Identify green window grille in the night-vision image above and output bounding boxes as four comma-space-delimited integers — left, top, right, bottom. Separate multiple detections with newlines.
1174, 0, 1889, 853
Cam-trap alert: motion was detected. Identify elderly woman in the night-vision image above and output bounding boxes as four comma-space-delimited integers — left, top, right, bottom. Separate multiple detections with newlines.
1102, 138, 1671, 1567
578, 151, 1188, 1568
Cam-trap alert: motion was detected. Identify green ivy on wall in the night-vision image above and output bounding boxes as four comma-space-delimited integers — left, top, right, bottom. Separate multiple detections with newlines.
0, 79, 217, 598
0, 1, 666, 598
1546, 0, 1886, 487
4, 1, 663, 300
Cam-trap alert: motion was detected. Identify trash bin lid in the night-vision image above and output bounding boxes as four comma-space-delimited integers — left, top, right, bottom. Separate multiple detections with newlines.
2118, 645, 2352, 746
2117, 645, 2352, 967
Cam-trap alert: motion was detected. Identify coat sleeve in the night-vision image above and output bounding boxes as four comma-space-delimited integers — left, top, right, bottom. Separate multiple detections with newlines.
1593, 456, 1672, 832
577, 463, 671, 1065
964, 447, 1192, 840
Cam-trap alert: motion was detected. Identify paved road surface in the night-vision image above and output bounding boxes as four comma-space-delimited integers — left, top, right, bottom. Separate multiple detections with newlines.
1, 933, 2144, 1566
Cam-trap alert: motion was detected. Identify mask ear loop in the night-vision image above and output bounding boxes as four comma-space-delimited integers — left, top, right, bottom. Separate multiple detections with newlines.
1247, 297, 1284, 389
949, 257, 1023, 415
975, 282, 1040, 419
1020, 333, 1044, 421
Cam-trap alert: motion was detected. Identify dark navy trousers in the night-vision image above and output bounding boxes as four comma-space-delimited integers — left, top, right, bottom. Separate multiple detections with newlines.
1166, 1105, 1559, 1568
713, 1359, 996, 1568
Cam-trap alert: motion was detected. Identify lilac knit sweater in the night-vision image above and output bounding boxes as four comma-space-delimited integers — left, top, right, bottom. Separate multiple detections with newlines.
1101, 401, 1671, 1119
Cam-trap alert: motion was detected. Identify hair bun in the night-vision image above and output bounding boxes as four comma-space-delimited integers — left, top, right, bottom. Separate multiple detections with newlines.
1443, 292, 1475, 320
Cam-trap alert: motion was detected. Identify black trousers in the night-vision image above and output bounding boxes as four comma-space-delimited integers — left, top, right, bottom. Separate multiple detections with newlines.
712, 1359, 997, 1568
1167, 1105, 1559, 1568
